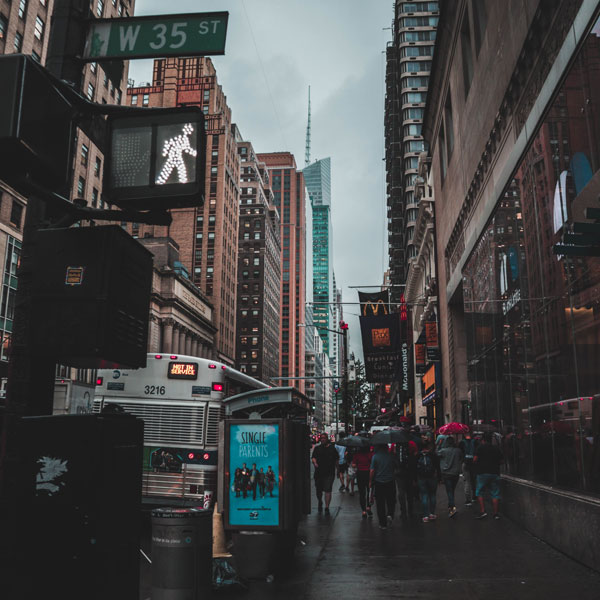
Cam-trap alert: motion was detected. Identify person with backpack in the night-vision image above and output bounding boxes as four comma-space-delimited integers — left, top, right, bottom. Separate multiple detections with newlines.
436, 436, 463, 517
394, 437, 418, 519
459, 432, 478, 506
416, 438, 440, 522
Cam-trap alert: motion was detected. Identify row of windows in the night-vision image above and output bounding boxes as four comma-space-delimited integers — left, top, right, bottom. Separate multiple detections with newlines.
400, 1, 438, 11
400, 45, 433, 58
400, 30, 436, 42
402, 76, 429, 89
399, 16, 438, 28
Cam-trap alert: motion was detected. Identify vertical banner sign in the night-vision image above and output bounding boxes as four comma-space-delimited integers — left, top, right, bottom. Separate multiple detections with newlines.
358, 290, 390, 316
415, 330, 426, 374
425, 318, 439, 361
359, 312, 401, 382
228, 423, 280, 527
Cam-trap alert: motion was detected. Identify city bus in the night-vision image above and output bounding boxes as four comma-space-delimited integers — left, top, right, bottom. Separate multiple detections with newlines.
93, 353, 269, 506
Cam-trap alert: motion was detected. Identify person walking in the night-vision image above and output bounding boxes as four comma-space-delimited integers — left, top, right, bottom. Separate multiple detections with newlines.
416, 438, 440, 522
459, 431, 478, 506
393, 436, 418, 519
474, 432, 503, 519
436, 437, 463, 517
334, 433, 348, 492
369, 444, 398, 530
352, 445, 374, 518
311, 432, 339, 514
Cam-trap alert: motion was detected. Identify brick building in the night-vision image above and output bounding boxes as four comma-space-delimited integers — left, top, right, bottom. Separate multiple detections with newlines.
256, 152, 306, 393
235, 136, 281, 383
126, 57, 240, 365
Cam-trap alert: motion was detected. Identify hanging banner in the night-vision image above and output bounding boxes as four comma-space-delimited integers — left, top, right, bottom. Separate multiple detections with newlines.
425, 319, 439, 361
359, 312, 401, 382
358, 290, 390, 317
415, 330, 426, 374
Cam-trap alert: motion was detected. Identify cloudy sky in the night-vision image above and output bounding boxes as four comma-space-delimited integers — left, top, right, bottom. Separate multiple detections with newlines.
130, 0, 393, 358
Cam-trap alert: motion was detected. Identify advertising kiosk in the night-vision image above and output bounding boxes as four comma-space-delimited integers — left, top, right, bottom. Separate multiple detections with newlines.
218, 388, 311, 579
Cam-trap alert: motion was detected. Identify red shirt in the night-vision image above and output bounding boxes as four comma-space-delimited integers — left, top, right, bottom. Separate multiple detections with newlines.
352, 450, 374, 472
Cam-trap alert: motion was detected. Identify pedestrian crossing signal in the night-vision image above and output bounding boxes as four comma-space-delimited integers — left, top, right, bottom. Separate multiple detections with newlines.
104, 107, 206, 210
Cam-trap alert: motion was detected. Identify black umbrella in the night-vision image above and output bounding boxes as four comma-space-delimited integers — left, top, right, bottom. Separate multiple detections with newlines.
338, 436, 370, 448
370, 429, 410, 445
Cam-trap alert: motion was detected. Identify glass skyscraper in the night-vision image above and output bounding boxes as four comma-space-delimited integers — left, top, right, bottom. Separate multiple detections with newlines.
304, 158, 333, 355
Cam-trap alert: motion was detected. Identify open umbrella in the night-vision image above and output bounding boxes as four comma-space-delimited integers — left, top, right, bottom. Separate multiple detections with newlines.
438, 422, 470, 435
370, 428, 411, 445
338, 436, 370, 448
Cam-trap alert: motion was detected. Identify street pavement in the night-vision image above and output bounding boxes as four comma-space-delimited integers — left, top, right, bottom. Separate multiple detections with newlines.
218, 477, 600, 600
140, 477, 600, 599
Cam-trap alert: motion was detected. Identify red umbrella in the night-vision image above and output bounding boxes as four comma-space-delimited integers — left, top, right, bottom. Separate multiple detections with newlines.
438, 422, 470, 435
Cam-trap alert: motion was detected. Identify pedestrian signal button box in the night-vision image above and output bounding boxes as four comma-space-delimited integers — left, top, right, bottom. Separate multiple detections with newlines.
105, 107, 206, 210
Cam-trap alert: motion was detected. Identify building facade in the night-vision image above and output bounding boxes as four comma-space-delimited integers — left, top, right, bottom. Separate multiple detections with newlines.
126, 57, 240, 364
303, 157, 333, 354
385, 1, 438, 307
236, 137, 281, 383
139, 237, 216, 357
423, 0, 600, 571
257, 152, 306, 393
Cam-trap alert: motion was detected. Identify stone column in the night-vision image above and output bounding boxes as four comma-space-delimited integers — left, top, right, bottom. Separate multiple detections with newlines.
171, 324, 179, 354
185, 335, 192, 356
179, 329, 186, 356
163, 319, 173, 354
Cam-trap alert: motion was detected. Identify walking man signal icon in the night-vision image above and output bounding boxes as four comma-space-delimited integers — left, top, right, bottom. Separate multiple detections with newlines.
156, 123, 197, 185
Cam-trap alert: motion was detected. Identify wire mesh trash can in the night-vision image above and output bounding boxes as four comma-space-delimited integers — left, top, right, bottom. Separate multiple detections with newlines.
151, 507, 213, 599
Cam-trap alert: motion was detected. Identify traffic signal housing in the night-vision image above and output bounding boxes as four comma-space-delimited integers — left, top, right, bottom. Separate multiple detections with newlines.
104, 107, 206, 210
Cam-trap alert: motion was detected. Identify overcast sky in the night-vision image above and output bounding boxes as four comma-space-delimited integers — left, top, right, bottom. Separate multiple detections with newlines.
129, 0, 393, 359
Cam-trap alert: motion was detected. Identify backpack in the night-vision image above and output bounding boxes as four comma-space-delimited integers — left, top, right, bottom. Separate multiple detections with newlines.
416, 451, 435, 476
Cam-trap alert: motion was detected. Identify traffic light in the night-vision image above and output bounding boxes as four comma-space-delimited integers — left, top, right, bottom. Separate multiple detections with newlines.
0, 54, 74, 193
104, 107, 206, 210
339, 320, 348, 331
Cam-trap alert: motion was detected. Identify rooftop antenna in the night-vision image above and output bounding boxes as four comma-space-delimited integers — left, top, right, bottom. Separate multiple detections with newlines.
305, 86, 311, 167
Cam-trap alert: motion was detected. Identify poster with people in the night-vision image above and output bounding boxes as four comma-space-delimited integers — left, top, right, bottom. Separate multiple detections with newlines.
228, 423, 280, 527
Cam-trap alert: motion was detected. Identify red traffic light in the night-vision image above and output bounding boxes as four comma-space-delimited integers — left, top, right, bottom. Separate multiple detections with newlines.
339, 320, 348, 330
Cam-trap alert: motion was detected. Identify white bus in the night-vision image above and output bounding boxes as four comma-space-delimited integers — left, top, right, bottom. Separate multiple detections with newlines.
93, 353, 269, 506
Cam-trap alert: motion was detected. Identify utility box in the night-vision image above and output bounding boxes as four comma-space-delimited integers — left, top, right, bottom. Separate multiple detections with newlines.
0, 54, 74, 192
30, 225, 153, 368
9, 413, 143, 600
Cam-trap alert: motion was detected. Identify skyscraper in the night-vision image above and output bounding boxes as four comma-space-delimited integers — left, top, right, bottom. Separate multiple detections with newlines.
256, 152, 306, 394
304, 157, 333, 354
235, 135, 281, 383
126, 57, 239, 364
385, 1, 438, 305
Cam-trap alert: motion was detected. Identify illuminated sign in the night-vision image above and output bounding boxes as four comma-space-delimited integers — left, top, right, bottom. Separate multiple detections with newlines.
105, 108, 205, 210
65, 266, 85, 286
168, 362, 198, 380
400, 293, 407, 321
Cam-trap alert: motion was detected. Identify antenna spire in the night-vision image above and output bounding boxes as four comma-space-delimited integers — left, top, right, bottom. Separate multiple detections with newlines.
305, 86, 311, 167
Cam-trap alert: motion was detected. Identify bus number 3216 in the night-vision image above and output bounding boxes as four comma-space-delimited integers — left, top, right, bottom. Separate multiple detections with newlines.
144, 385, 166, 395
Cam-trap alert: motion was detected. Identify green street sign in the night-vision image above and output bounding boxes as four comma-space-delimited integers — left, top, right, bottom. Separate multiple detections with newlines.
83, 12, 229, 60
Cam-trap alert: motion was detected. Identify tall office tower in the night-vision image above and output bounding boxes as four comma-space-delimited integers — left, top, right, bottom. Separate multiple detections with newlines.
303, 157, 333, 354
256, 152, 306, 394
304, 304, 326, 426
126, 57, 240, 364
235, 135, 281, 383
0, 0, 133, 380
385, 1, 438, 305
329, 277, 343, 379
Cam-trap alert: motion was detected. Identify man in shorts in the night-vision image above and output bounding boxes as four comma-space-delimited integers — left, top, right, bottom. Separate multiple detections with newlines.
474, 432, 503, 520
312, 432, 338, 514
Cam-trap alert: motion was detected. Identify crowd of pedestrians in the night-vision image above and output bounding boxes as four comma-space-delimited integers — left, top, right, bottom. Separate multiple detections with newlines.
310, 423, 505, 526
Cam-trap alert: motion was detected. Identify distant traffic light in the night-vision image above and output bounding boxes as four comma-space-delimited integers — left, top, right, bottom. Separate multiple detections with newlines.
339, 320, 348, 331
104, 107, 206, 210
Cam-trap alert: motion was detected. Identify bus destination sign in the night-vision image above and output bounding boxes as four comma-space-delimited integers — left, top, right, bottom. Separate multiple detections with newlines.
83, 12, 229, 61
168, 362, 198, 380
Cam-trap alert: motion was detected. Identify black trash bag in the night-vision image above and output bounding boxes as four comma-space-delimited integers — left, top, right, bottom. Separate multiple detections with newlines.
213, 558, 246, 590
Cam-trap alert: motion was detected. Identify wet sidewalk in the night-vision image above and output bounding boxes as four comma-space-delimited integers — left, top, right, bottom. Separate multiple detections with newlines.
237, 478, 600, 600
